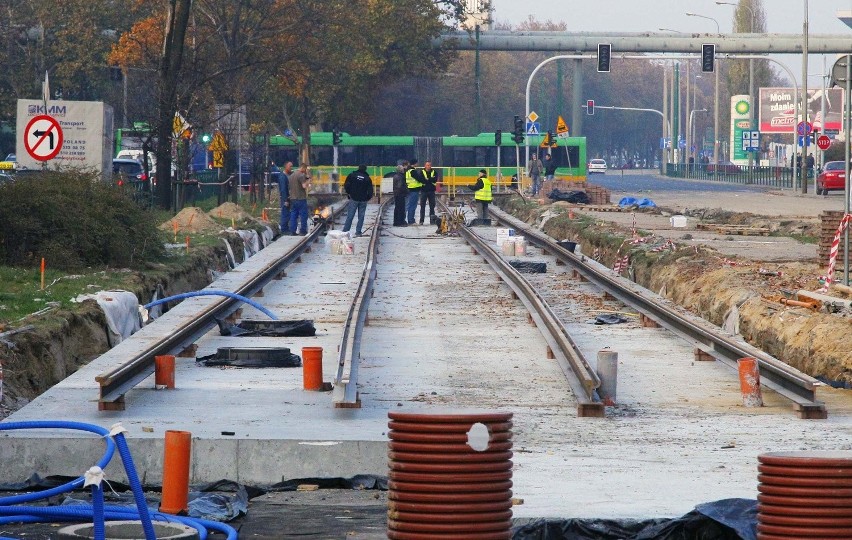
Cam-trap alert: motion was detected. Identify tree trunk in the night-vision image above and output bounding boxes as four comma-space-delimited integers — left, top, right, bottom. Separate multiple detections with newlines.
154, 0, 193, 210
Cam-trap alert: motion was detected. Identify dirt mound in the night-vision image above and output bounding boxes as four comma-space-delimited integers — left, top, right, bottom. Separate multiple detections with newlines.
209, 202, 253, 222
159, 207, 221, 234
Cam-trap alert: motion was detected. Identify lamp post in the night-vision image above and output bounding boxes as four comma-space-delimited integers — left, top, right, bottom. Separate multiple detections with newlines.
686, 12, 720, 168
801, 0, 809, 194
689, 108, 708, 175
717, 1, 756, 167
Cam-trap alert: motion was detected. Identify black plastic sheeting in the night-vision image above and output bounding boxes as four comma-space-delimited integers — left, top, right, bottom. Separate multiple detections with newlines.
594, 314, 628, 325
216, 318, 316, 337
548, 189, 590, 204
510, 260, 547, 273
512, 498, 756, 540
196, 348, 302, 368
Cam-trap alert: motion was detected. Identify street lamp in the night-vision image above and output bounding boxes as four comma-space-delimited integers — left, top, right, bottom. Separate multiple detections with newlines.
686, 12, 720, 168
717, 1, 756, 167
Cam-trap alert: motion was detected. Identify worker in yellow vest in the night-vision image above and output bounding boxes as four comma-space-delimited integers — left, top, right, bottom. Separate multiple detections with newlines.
405, 158, 423, 225
469, 169, 492, 225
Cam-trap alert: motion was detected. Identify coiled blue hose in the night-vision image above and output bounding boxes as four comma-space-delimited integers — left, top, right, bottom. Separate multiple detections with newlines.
0, 421, 238, 540
143, 289, 278, 320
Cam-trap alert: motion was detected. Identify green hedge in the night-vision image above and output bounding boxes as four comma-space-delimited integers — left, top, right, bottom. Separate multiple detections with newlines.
0, 171, 165, 270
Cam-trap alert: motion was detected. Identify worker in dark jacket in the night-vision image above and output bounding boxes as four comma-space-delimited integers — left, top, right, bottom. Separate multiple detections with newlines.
392, 163, 409, 227
418, 161, 438, 225
468, 169, 492, 224
342, 165, 374, 236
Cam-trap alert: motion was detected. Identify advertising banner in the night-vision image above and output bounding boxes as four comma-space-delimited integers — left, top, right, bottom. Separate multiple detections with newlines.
730, 95, 752, 164
759, 87, 844, 133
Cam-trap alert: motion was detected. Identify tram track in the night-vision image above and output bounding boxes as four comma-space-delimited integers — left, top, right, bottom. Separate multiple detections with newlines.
487, 205, 827, 419
94, 202, 348, 410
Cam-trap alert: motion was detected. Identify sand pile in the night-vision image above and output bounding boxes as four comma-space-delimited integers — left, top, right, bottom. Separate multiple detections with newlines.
208, 202, 253, 222
159, 207, 221, 233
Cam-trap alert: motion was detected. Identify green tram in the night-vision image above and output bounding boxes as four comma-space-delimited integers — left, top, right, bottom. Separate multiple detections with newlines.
268, 132, 587, 191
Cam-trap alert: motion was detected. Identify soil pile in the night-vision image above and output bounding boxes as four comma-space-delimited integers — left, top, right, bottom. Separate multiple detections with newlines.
159, 207, 221, 234
209, 202, 253, 222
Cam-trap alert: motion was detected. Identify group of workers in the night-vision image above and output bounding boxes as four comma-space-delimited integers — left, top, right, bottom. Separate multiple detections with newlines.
277, 159, 495, 237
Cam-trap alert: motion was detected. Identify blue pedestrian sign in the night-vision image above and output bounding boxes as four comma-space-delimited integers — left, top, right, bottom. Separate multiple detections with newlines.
526, 122, 540, 135
797, 135, 811, 147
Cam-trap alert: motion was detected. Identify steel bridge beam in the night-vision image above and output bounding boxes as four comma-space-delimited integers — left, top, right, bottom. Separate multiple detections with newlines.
438, 31, 852, 54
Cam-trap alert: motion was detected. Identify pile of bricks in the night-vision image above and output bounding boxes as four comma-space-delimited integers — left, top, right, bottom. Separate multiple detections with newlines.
819, 210, 847, 262
537, 179, 610, 206
584, 183, 611, 205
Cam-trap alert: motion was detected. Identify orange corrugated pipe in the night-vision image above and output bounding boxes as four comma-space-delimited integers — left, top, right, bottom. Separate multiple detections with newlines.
737, 357, 764, 407
154, 355, 175, 389
160, 430, 192, 514
302, 347, 324, 391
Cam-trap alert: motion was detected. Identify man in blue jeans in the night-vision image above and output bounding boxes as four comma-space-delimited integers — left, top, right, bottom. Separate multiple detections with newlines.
276, 162, 293, 234
288, 163, 311, 235
342, 165, 374, 236
405, 159, 423, 225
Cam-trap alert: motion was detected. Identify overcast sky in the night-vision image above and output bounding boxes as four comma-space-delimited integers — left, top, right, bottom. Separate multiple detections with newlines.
490, 0, 852, 84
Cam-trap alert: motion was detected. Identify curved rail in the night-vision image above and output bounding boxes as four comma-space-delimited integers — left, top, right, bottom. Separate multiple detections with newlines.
442, 201, 604, 417
488, 205, 827, 419
95, 202, 347, 409
333, 200, 391, 408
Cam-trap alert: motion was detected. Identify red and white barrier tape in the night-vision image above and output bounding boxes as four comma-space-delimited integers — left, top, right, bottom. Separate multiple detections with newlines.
819, 213, 852, 291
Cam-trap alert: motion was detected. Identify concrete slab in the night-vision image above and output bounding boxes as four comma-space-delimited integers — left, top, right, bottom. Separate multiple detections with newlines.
3, 202, 852, 522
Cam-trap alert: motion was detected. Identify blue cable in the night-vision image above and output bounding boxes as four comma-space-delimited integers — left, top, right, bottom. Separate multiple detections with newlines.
143, 289, 278, 320
113, 432, 156, 540
91, 482, 105, 540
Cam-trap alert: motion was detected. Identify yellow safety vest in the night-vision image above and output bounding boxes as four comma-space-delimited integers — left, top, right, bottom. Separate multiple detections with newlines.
475, 177, 492, 202
406, 168, 423, 189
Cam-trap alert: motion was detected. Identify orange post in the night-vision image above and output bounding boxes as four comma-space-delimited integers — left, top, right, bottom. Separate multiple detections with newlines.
737, 357, 764, 407
185, 235, 190, 254
302, 347, 324, 391
172, 220, 178, 243
160, 430, 191, 515
40, 258, 45, 290
155, 355, 176, 389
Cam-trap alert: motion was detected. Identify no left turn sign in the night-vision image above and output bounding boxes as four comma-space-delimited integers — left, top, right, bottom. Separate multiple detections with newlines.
24, 115, 63, 162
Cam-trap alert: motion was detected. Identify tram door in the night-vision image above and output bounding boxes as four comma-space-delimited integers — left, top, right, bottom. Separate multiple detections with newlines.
413, 137, 443, 167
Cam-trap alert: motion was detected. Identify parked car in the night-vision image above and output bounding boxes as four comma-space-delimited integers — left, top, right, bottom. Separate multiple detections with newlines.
588, 158, 607, 174
816, 161, 847, 195
706, 161, 742, 174
0, 153, 16, 171
112, 158, 148, 187
0, 171, 14, 185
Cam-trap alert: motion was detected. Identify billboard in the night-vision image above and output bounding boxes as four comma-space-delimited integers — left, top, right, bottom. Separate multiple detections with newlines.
759, 87, 844, 133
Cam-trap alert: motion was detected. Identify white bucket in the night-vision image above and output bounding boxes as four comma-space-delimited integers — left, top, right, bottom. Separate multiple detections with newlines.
670, 215, 687, 228
501, 240, 516, 256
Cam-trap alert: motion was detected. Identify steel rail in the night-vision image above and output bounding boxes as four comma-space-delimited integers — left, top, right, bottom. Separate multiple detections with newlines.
333, 200, 390, 408
441, 201, 604, 417
488, 206, 827, 419
95, 203, 347, 409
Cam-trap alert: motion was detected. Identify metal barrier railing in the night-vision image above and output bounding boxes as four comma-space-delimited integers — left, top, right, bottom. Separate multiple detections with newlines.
663, 163, 801, 189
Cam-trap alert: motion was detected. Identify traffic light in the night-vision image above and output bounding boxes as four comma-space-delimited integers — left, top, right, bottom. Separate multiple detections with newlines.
494, 129, 502, 146
513, 115, 524, 144
597, 43, 611, 73
332, 129, 341, 146
587, 100, 595, 115
701, 44, 716, 73
201, 133, 212, 144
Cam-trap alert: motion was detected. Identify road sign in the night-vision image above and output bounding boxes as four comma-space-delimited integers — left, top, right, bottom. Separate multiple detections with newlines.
831, 55, 851, 87
173, 112, 191, 138
527, 111, 539, 123
797, 135, 811, 147
212, 151, 224, 168
526, 122, 540, 135
796, 121, 813, 137
741, 130, 760, 152
209, 130, 228, 152
24, 114, 63, 162
555, 115, 569, 138
817, 134, 832, 150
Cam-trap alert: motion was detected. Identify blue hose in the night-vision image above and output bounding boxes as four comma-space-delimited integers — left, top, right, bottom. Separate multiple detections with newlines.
144, 289, 278, 320
113, 432, 157, 540
0, 421, 238, 539
92, 482, 105, 540
0, 421, 114, 505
